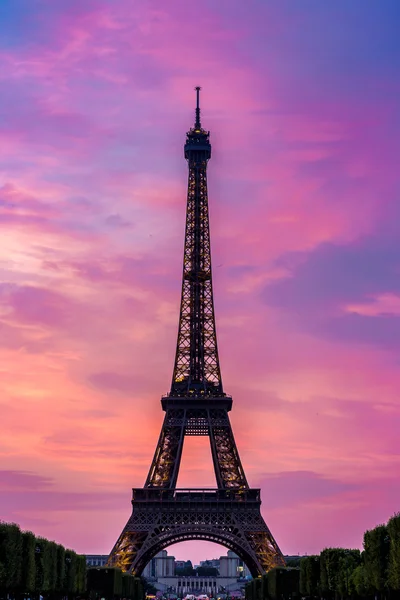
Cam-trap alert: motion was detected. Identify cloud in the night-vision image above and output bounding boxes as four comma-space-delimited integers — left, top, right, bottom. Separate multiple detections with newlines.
88, 371, 139, 394
263, 229, 400, 349
105, 214, 132, 228
265, 236, 400, 311
259, 471, 356, 511
1, 284, 76, 329
1, 488, 127, 514
0, 470, 54, 491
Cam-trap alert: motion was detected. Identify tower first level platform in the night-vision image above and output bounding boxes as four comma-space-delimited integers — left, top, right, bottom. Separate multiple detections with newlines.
108, 488, 284, 577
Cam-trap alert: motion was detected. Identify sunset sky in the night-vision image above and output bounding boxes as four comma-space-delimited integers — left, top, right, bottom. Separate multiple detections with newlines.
1, 0, 400, 565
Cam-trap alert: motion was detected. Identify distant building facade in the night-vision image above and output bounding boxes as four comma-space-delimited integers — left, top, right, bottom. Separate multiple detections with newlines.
143, 550, 176, 578
85, 555, 109, 567
219, 551, 250, 578
143, 550, 251, 595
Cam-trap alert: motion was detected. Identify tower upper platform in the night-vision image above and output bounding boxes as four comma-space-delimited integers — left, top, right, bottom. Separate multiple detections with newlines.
184, 87, 211, 161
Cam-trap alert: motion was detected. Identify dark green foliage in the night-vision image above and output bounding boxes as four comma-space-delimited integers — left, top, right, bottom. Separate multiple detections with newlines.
350, 563, 370, 598
76, 554, 87, 592
0, 522, 86, 595
266, 570, 277, 600
176, 562, 195, 576
141, 575, 158, 596
21, 530, 36, 591
320, 548, 349, 598
47, 540, 58, 591
387, 512, 400, 591
64, 549, 78, 593
253, 577, 263, 600
123, 572, 135, 598
337, 550, 361, 598
300, 555, 320, 596
286, 557, 301, 568
266, 567, 299, 600
135, 576, 145, 600
122, 573, 144, 600
363, 524, 390, 594
244, 516, 400, 600
56, 543, 66, 591
35, 537, 53, 592
245, 580, 255, 600
299, 558, 307, 596
196, 565, 219, 576
0, 521, 23, 591
87, 566, 123, 597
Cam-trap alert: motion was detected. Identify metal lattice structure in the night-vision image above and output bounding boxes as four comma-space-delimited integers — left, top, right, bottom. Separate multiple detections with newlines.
107, 89, 285, 576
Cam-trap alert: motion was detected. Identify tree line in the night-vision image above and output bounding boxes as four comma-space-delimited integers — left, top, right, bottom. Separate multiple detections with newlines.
246, 512, 400, 600
0, 521, 145, 600
0, 521, 86, 597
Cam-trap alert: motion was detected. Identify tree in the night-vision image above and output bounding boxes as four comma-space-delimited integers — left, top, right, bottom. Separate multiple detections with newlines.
45, 540, 58, 592
141, 576, 158, 596
363, 525, 390, 597
320, 548, 344, 599
286, 557, 301, 568
0, 522, 86, 597
305, 555, 320, 597
350, 564, 370, 598
300, 556, 320, 596
176, 560, 195, 576
64, 549, 78, 594
56, 543, 66, 593
21, 530, 36, 592
300, 558, 308, 596
196, 566, 219, 576
35, 537, 48, 593
0, 522, 23, 592
266, 567, 300, 600
76, 554, 87, 593
336, 550, 361, 599
387, 513, 400, 592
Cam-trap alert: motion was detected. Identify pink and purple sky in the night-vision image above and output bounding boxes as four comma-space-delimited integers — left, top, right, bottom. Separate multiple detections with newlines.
1, 0, 400, 564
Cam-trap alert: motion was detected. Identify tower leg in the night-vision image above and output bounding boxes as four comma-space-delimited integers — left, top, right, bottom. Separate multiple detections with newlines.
145, 411, 185, 488
208, 410, 248, 489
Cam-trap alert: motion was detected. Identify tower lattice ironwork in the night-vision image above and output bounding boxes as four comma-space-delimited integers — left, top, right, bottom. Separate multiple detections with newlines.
107, 88, 285, 576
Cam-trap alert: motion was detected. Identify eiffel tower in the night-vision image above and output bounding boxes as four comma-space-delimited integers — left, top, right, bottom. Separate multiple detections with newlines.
107, 88, 285, 576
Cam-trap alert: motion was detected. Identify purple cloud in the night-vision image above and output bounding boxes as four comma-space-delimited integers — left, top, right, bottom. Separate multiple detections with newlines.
263, 227, 400, 348
88, 371, 139, 393
259, 471, 356, 511
0, 470, 53, 491
1, 284, 75, 328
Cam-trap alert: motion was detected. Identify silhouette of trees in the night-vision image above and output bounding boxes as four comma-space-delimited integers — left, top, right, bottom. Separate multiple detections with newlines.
247, 511, 400, 600
0, 521, 86, 596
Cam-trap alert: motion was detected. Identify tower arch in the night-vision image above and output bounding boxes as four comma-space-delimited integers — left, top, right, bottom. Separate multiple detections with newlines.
133, 528, 260, 577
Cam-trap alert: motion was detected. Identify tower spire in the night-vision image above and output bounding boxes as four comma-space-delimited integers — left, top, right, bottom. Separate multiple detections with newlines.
195, 86, 201, 128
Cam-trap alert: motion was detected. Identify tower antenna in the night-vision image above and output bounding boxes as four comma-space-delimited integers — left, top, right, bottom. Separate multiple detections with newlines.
195, 86, 201, 128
